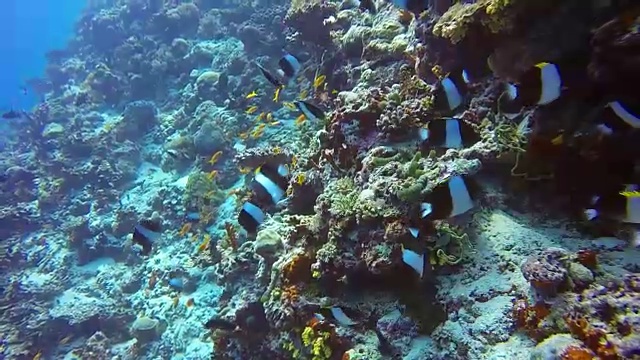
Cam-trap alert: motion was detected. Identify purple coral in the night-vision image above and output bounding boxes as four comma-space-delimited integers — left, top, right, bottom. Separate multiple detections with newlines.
521, 247, 569, 297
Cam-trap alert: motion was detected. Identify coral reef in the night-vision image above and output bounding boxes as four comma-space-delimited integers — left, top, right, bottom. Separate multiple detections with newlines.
2, 0, 639, 359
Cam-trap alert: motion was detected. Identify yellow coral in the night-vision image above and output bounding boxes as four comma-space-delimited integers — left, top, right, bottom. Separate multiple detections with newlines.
301, 326, 333, 360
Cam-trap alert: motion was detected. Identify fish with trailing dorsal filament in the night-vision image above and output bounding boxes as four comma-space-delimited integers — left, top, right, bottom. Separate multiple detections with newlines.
1, 109, 24, 120
237, 162, 291, 234
132, 219, 162, 256
418, 117, 479, 149
420, 175, 479, 221
256, 62, 284, 89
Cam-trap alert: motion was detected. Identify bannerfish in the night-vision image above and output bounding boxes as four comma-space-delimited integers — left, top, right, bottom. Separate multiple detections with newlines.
314, 306, 360, 327
294, 100, 326, 122
390, 0, 428, 14
238, 163, 291, 233
418, 117, 479, 149
278, 52, 302, 81
584, 184, 640, 224
132, 219, 162, 256
256, 62, 284, 89
420, 175, 478, 220
595, 101, 640, 136
401, 247, 426, 278
432, 68, 471, 112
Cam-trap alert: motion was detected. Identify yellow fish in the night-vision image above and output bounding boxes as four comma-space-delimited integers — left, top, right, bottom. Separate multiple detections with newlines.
251, 128, 265, 139
33, 351, 42, 360
239, 131, 249, 139
269, 121, 281, 126
283, 102, 297, 111
256, 112, 266, 122
295, 173, 305, 185
313, 74, 326, 90
245, 90, 259, 99
331, 89, 338, 95
208, 150, 223, 165
620, 190, 640, 198
299, 89, 308, 99
266, 113, 274, 122
206, 170, 218, 180
291, 155, 298, 168
273, 86, 283, 103
178, 223, 192, 237
239, 166, 251, 174
59, 335, 73, 345
294, 114, 306, 126
273, 146, 282, 155
246, 105, 259, 114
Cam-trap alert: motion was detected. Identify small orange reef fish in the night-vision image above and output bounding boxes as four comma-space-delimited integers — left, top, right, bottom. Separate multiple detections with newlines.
313, 74, 326, 90
197, 234, 210, 253
295, 114, 306, 126
186, 297, 195, 307
246, 90, 259, 99
178, 223, 192, 237
208, 150, 223, 165
246, 105, 259, 114
273, 86, 283, 103
207, 170, 218, 181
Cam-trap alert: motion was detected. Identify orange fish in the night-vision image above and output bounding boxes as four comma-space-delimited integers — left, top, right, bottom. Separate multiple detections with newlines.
186, 298, 195, 307
208, 151, 223, 165
178, 223, 192, 237
197, 235, 210, 253
239, 131, 249, 139
294, 114, 306, 126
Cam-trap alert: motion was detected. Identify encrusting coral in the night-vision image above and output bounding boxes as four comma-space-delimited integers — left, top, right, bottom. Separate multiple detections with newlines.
1, 0, 639, 359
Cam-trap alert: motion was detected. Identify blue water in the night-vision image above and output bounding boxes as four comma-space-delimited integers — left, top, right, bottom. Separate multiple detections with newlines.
0, 0, 86, 112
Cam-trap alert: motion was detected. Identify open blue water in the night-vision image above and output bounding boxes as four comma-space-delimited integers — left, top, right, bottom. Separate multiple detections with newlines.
0, 0, 86, 112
